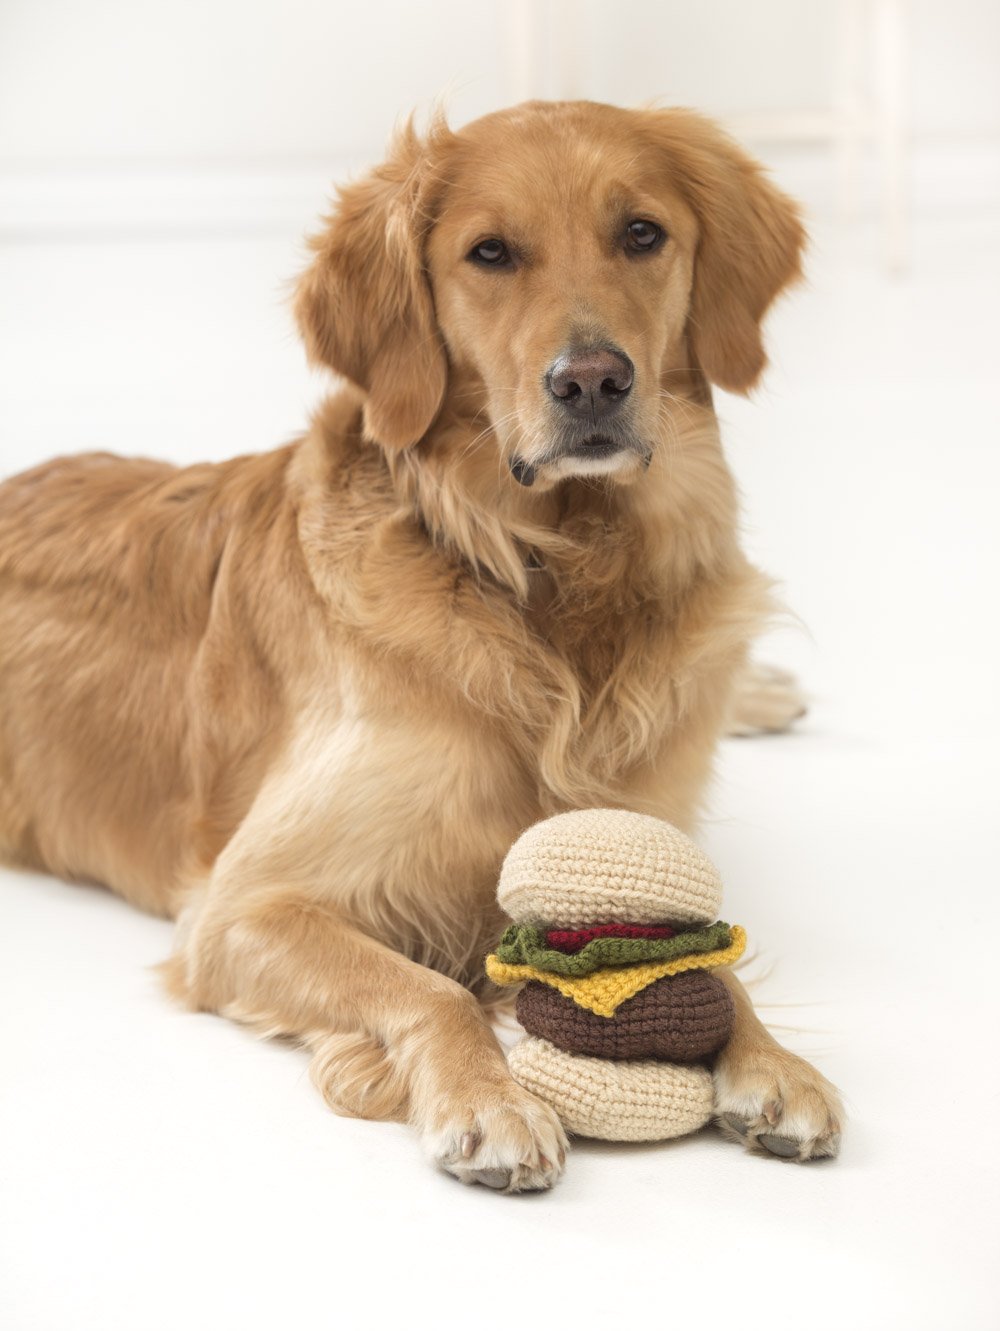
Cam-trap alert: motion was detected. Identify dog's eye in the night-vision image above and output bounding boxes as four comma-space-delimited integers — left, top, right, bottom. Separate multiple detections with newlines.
468, 238, 511, 267
625, 220, 665, 254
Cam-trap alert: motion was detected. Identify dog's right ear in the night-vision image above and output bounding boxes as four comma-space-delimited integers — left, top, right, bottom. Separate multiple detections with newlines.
294, 121, 448, 450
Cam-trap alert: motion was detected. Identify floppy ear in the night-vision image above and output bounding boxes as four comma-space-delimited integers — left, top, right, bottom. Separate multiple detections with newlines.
646, 110, 806, 394
294, 121, 448, 448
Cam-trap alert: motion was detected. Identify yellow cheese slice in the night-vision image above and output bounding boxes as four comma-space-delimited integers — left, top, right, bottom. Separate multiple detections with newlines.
485, 925, 746, 1017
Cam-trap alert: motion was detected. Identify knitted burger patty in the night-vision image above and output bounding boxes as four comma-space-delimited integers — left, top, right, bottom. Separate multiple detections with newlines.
495, 920, 733, 976
516, 970, 735, 1062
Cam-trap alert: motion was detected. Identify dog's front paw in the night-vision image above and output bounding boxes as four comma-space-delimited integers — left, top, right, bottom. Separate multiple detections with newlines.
424, 1085, 569, 1193
714, 1045, 843, 1162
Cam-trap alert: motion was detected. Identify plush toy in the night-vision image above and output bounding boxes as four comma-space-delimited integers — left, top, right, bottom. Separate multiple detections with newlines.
485, 808, 746, 1142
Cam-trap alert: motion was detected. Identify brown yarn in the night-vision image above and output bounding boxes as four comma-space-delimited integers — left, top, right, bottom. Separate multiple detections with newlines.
515, 970, 735, 1063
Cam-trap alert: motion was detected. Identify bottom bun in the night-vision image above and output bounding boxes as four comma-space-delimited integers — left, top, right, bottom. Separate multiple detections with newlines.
507, 1036, 714, 1142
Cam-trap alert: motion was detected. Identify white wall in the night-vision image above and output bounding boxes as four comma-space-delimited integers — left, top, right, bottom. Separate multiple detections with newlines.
0, 0, 507, 164
1, 0, 998, 168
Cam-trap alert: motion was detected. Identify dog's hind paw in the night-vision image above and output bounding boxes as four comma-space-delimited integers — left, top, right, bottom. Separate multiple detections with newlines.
726, 661, 808, 737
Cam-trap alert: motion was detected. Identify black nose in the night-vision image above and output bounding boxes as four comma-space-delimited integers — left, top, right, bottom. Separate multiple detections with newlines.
546, 346, 634, 419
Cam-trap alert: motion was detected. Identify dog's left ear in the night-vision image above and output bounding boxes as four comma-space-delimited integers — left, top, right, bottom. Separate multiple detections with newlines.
294, 120, 448, 449
645, 110, 806, 394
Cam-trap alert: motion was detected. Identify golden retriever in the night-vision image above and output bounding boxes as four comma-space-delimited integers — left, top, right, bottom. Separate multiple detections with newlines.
0, 100, 842, 1191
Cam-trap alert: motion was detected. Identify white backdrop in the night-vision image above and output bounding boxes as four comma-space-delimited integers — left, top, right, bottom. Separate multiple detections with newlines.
2, 0, 999, 163
1, 5, 999, 1330
1, 1, 998, 194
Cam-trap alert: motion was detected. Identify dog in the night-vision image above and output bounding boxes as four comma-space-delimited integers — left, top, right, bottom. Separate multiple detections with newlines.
0, 100, 843, 1191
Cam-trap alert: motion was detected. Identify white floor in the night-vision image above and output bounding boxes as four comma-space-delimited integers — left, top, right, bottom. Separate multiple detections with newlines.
1, 194, 998, 1331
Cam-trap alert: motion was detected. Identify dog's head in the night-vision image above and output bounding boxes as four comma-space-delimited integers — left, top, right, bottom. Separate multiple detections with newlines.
295, 101, 804, 488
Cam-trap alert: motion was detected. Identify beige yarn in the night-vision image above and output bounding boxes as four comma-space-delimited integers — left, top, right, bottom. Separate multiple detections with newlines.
507, 1037, 715, 1142
497, 808, 723, 928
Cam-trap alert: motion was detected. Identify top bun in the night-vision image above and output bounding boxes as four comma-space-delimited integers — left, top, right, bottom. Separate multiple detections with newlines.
497, 809, 723, 928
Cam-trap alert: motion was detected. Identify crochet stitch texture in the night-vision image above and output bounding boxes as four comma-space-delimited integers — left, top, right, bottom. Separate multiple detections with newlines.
492, 809, 745, 1142
497, 808, 723, 928
507, 1037, 715, 1141
546, 923, 676, 950
516, 970, 735, 1062
486, 924, 747, 1016
495, 919, 733, 976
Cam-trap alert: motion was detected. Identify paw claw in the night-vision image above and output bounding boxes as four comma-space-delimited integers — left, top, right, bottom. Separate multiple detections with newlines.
764, 1099, 783, 1127
461, 1131, 479, 1159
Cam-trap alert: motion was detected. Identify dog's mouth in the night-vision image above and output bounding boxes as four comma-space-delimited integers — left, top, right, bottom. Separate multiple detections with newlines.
509, 434, 652, 487
564, 434, 622, 459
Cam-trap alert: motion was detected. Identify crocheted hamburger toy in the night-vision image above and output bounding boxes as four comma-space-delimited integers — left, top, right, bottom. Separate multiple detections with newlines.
485, 808, 747, 1142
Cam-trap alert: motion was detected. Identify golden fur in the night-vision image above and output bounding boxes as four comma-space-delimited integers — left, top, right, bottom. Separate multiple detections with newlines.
0, 101, 842, 1189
